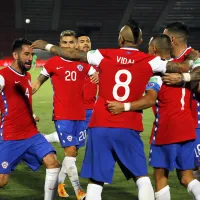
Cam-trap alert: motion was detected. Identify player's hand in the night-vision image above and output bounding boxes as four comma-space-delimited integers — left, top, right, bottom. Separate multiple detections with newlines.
90, 72, 99, 84
162, 73, 183, 85
31, 40, 48, 50
107, 101, 124, 115
185, 49, 200, 61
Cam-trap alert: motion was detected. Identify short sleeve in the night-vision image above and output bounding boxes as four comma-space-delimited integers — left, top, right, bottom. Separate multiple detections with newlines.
87, 66, 96, 76
40, 67, 50, 77
87, 49, 104, 66
40, 59, 52, 77
146, 76, 163, 93
148, 56, 168, 73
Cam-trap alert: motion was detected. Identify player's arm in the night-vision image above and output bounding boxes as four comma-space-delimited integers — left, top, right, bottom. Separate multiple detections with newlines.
151, 50, 199, 74
32, 67, 49, 94
107, 76, 162, 115
31, 40, 88, 62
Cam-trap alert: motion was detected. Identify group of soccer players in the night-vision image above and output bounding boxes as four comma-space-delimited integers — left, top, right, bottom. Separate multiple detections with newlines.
1, 18, 200, 200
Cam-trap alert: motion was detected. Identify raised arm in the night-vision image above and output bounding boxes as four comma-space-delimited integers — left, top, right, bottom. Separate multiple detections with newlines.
32, 74, 49, 94
31, 40, 88, 62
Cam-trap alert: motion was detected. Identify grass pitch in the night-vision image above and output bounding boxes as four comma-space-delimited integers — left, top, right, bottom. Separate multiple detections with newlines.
0, 68, 192, 199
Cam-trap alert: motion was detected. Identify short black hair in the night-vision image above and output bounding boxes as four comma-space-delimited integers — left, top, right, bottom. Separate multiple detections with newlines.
151, 34, 172, 53
75, 27, 91, 39
165, 21, 189, 41
125, 18, 141, 44
12, 38, 32, 52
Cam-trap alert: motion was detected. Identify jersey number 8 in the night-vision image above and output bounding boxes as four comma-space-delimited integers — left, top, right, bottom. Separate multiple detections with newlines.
113, 69, 132, 101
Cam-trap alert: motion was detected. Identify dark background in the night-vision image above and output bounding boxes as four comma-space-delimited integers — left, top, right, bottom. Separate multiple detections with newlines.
0, 0, 200, 57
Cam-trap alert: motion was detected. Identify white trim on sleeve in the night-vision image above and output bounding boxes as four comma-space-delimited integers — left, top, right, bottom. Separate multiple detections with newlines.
87, 50, 104, 66
148, 56, 168, 73
87, 66, 96, 76
0, 75, 5, 89
40, 67, 50, 77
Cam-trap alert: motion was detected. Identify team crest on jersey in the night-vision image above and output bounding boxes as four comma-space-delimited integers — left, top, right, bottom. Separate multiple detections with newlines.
67, 135, 73, 142
1, 161, 8, 169
77, 65, 84, 71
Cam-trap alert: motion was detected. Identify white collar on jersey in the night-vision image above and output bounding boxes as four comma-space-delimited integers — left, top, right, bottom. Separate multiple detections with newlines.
175, 46, 191, 59
120, 47, 139, 51
60, 57, 73, 62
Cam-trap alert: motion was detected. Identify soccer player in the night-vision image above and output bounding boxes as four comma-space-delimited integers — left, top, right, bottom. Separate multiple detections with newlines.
32, 30, 97, 200
162, 22, 200, 179
107, 34, 200, 200
0, 38, 60, 200
31, 19, 199, 200
44, 31, 97, 143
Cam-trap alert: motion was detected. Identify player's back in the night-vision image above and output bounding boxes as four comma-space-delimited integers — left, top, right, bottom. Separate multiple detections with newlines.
43, 56, 92, 120
0, 67, 38, 140
89, 48, 156, 131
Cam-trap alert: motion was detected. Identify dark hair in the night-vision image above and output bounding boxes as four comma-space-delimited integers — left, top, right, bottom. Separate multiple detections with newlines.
165, 21, 189, 40
12, 38, 32, 52
125, 19, 141, 44
151, 34, 172, 53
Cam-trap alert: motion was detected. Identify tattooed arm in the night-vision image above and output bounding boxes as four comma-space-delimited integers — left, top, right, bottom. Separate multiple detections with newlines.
31, 40, 88, 62
32, 74, 49, 94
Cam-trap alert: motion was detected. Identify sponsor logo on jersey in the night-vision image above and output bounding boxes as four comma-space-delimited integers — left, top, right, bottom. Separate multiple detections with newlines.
1, 161, 8, 169
56, 67, 63, 70
67, 135, 73, 142
77, 65, 84, 71
126, 51, 131, 54
15, 81, 20, 84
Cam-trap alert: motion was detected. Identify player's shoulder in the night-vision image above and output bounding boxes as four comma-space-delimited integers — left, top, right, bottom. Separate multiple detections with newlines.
0, 66, 11, 76
45, 56, 61, 64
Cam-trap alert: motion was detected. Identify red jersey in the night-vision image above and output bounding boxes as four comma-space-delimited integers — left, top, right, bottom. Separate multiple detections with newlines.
83, 68, 98, 110
150, 48, 196, 145
173, 47, 198, 128
87, 48, 168, 131
41, 56, 96, 120
0, 66, 38, 140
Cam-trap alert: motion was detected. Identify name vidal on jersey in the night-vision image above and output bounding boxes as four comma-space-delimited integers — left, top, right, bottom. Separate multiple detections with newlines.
117, 56, 135, 64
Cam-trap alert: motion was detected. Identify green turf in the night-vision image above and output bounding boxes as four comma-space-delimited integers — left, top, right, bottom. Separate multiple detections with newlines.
0, 68, 192, 199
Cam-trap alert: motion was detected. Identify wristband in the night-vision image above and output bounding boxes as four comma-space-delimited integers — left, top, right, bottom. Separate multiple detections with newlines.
182, 73, 191, 82
45, 44, 54, 52
124, 103, 131, 111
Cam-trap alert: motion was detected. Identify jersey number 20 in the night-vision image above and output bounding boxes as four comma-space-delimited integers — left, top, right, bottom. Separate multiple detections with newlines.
65, 71, 76, 81
113, 69, 132, 101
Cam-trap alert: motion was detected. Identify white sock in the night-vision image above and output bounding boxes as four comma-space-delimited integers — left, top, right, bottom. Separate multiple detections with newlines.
136, 177, 155, 200
155, 185, 170, 200
187, 179, 200, 200
44, 168, 60, 200
44, 132, 60, 143
193, 170, 200, 179
86, 183, 103, 200
58, 157, 81, 195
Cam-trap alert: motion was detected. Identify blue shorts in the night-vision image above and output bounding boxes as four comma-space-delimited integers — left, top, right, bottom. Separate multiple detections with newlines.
0, 133, 56, 174
80, 127, 148, 184
85, 109, 93, 129
149, 140, 195, 171
194, 129, 200, 167
54, 120, 86, 148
